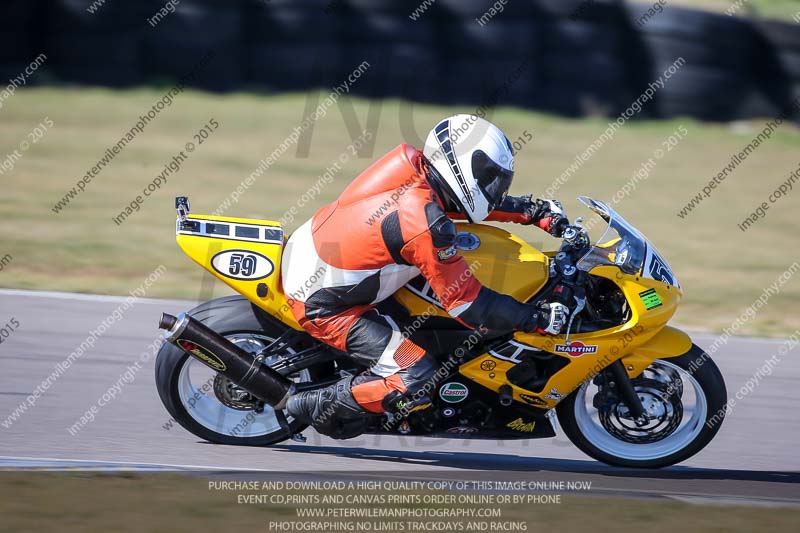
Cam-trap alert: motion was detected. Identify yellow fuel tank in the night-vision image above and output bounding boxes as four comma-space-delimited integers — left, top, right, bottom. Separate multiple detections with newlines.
394, 223, 550, 318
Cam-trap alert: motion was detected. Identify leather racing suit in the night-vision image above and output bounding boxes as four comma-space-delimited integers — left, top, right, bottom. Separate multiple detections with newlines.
281, 144, 564, 438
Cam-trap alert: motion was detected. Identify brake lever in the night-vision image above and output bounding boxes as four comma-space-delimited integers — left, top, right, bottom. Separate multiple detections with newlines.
563, 290, 586, 345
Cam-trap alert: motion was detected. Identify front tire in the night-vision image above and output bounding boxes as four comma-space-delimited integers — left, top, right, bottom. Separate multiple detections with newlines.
155, 296, 321, 446
557, 344, 727, 468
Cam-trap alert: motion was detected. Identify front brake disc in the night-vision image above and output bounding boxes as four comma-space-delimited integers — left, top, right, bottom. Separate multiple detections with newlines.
598, 377, 683, 444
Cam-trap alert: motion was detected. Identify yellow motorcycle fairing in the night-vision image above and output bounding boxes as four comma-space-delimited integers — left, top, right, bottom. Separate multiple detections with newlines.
457, 262, 690, 409
176, 212, 692, 410
387, 221, 691, 410
175, 214, 302, 330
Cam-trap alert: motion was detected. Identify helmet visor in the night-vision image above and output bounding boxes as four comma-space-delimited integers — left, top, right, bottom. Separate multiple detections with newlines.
472, 150, 514, 210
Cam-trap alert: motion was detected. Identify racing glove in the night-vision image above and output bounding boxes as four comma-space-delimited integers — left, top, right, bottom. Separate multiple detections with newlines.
525, 198, 569, 237
534, 302, 570, 336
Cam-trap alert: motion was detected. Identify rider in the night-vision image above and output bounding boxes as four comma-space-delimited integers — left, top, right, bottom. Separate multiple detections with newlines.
281, 114, 571, 439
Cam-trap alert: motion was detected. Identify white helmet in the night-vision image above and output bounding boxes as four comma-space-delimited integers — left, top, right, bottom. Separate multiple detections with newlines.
423, 114, 515, 223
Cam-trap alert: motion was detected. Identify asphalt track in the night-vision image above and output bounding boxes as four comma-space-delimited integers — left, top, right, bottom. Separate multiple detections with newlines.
0, 289, 798, 506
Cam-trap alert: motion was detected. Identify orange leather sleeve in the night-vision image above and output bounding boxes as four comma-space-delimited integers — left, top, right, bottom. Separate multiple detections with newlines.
400, 230, 482, 317
485, 210, 533, 224
448, 210, 532, 224
446, 210, 532, 224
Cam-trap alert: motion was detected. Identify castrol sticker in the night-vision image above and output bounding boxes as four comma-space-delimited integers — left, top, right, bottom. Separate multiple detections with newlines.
439, 382, 469, 404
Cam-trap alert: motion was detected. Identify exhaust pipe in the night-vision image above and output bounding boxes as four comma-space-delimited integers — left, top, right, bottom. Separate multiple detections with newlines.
158, 312, 294, 408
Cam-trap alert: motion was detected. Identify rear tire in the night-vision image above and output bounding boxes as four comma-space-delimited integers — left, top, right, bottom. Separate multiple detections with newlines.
557, 344, 727, 468
155, 296, 323, 446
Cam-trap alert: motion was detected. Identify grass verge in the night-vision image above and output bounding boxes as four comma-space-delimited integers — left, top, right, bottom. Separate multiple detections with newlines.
1, 472, 799, 532
1, 88, 798, 335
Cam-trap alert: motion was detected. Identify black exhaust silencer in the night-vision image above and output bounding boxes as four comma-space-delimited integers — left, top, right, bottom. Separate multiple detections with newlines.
158, 312, 294, 407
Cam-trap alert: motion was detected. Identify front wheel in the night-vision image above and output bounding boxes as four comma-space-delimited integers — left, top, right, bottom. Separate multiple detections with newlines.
557, 344, 727, 468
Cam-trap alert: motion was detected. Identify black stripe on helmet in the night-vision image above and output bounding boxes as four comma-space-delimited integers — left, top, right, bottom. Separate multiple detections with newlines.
434, 120, 474, 210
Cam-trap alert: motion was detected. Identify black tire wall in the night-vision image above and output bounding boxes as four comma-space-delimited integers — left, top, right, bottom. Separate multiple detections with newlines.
5, 0, 799, 121
143, 0, 244, 91
41, 0, 149, 87
0, 2, 38, 82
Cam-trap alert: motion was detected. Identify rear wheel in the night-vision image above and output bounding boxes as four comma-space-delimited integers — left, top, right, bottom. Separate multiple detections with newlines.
557, 344, 727, 468
155, 296, 322, 446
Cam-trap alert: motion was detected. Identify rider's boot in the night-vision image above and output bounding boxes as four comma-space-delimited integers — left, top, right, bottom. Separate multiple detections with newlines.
286, 375, 369, 440
382, 390, 433, 416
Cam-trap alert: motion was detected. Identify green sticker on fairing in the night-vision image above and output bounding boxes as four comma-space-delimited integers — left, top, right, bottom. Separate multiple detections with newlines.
439, 382, 468, 403
639, 288, 663, 310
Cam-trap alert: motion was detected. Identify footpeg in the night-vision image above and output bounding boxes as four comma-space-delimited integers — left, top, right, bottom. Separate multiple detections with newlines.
383, 390, 432, 415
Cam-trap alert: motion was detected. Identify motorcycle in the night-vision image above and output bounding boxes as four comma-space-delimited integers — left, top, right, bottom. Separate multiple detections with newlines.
155, 195, 727, 468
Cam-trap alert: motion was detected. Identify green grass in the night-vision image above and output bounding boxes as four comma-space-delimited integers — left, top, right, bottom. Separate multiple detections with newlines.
0, 87, 798, 336
0, 473, 798, 532
666, 0, 800, 20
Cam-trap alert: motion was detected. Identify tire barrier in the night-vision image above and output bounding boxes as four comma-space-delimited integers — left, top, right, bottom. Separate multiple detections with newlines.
142, 0, 244, 92
540, 18, 635, 117
247, 0, 344, 91
41, 0, 149, 87
623, 2, 761, 120
754, 19, 800, 119
757, 20, 800, 81
5, 0, 799, 121
340, 0, 438, 101
0, 2, 37, 84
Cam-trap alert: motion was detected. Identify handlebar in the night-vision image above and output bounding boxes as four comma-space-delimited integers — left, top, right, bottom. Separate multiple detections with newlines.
555, 224, 591, 271
561, 224, 590, 250
550, 223, 592, 296
551, 225, 591, 339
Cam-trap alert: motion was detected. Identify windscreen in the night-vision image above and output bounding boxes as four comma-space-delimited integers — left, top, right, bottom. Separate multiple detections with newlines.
575, 197, 680, 288
575, 197, 647, 275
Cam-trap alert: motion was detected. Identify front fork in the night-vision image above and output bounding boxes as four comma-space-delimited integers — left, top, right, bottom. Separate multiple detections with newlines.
606, 360, 648, 426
